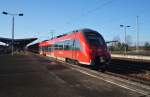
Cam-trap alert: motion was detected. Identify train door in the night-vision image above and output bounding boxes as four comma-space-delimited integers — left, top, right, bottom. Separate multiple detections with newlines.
72, 39, 81, 62
72, 39, 76, 60
64, 40, 72, 59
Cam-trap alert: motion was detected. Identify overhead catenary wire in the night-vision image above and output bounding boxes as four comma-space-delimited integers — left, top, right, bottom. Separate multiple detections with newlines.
75, 0, 112, 22
61, 0, 115, 29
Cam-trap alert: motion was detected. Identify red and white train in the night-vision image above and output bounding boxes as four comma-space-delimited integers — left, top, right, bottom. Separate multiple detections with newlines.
39, 28, 111, 67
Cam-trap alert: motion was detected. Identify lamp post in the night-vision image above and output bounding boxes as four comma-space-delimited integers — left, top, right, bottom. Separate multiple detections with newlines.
2, 11, 23, 56
120, 25, 131, 54
136, 16, 139, 52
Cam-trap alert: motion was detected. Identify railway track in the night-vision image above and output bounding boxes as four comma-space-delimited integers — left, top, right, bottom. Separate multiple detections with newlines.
105, 71, 150, 86
106, 58, 150, 85
66, 58, 150, 86
63, 57, 150, 86
36, 52, 150, 86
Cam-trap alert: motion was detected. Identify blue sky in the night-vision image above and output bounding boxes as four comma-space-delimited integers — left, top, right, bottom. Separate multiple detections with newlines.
0, 0, 150, 45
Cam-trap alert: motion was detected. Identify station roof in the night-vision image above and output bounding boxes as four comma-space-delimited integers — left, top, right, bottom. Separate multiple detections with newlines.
0, 37, 37, 48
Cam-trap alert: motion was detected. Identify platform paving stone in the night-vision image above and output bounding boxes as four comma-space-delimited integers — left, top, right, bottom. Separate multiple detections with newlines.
0, 53, 145, 97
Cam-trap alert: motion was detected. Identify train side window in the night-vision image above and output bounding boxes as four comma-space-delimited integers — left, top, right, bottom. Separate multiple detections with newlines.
74, 39, 82, 50
51, 45, 54, 51
69, 40, 74, 50
40, 47, 42, 51
63, 40, 75, 50
56, 42, 58, 50
39, 46, 42, 51
70, 40, 74, 50
42, 46, 44, 51
64, 40, 70, 50
48, 45, 51, 52
54, 43, 59, 50
45, 46, 48, 52
40, 46, 43, 51
59, 41, 63, 50
47, 46, 48, 52
44, 46, 46, 52
45, 46, 47, 52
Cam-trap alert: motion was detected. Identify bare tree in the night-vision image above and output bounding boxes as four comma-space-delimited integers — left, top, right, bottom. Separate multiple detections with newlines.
144, 42, 150, 50
112, 36, 121, 47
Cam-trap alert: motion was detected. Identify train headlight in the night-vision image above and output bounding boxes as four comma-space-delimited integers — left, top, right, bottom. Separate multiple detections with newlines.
100, 57, 105, 63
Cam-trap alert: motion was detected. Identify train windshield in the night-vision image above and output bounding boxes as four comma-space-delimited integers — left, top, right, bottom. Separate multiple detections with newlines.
84, 32, 105, 47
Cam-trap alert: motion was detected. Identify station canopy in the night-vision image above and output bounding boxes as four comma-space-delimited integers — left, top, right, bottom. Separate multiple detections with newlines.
0, 37, 37, 49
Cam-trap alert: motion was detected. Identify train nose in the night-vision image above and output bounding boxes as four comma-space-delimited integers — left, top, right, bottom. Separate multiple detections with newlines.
93, 49, 111, 64
95, 55, 111, 64
90, 46, 111, 64
100, 56, 111, 63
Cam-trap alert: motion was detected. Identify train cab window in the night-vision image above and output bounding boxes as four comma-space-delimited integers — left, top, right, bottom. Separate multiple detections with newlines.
84, 32, 106, 47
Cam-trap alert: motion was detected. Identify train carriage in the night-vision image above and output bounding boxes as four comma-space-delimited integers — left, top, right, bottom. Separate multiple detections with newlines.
39, 28, 111, 67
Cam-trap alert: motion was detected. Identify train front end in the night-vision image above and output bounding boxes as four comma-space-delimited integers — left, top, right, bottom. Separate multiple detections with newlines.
82, 30, 111, 67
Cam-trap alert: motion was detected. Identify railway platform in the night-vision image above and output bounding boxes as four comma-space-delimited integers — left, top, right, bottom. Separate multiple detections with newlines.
111, 54, 150, 61
0, 53, 149, 97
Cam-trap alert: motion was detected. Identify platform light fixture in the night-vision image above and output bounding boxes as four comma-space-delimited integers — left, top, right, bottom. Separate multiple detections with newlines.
2, 11, 23, 56
120, 25, 131, 54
